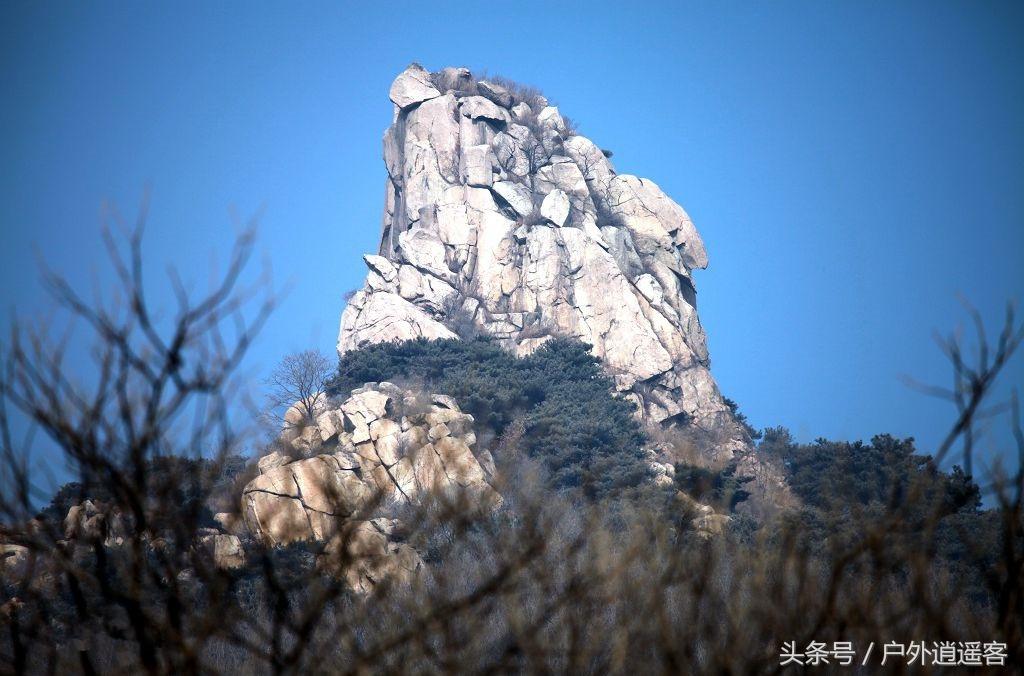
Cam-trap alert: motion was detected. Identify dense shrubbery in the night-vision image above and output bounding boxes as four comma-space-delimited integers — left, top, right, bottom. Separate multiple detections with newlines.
328, 337, 650, 499
760, 428, 984, 530
674, 462, 753, 511
40, 455, 248, 531
756, 427, 1005, 604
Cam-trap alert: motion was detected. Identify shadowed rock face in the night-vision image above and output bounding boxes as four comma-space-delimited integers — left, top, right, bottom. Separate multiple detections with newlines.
338, 64, 752, 461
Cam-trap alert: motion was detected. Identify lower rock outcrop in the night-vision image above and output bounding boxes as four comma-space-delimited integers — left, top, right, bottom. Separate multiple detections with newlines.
241, 383, 499, 592
324, 519, 422, 594
1, 544, 31, 583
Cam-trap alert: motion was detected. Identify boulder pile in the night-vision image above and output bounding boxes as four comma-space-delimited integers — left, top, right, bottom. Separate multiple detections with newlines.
240, 382, 500, 591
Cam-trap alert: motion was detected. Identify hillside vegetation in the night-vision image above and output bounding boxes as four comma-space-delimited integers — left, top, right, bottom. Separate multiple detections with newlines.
2, 227, 1020, 673
329, 337, 649, 500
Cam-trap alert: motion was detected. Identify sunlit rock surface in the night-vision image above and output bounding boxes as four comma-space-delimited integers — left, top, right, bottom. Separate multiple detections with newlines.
340, 63, 754, 462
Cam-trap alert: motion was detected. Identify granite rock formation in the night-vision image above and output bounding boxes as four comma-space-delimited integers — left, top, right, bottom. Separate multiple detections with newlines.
241, 382, 500, 589
338, 64, 752, 462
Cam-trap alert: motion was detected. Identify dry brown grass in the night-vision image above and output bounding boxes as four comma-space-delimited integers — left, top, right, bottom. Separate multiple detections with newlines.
2, 224, 1021, 674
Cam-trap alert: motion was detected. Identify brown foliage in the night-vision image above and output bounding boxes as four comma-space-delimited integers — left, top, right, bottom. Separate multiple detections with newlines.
1, 220, 1022, 674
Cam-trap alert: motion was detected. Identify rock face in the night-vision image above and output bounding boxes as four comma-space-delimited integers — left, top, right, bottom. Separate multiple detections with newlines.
242, 382, 498, 589
242, 383, 497, 589
1, 544, 31, 583
63, 499, 128, 547
338, 64, 753, 462
200, 533, 245, 570
324, 519, 423, 594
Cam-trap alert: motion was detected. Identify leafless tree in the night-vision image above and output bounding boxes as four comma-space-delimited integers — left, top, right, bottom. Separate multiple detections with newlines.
493, 113, 559, 197
2, 202, 1022, 673
0, 203, 277, 673
264, 350, 334, 427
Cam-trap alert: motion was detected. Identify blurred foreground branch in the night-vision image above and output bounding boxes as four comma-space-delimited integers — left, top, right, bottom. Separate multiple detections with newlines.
1, 217, 1022, 673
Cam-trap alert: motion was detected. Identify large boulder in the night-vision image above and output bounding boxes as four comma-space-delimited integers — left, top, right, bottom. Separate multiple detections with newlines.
242, 384, 498, 545
200, 533, 246, 570
459, 95, 510, 125
510, 102, 533, 122
258, 450, 292, 473
0, 544, 31, 583
492, 127, 533, 178
401, 93, 462, 224
242, 454, 372, 544
563, 135, 615, 184
477, 80, 513, 108
242, 384, 497, 591
537, 106, 566, 133
599, 174, 707, 271
461, 144, 498, 187
389, 63, 441, 109
536, 160, 594, 219
63, 500, 128, 547
491, 181, 534, 217
540, 189, 570, 226
323, 520, 423, 595
338, 289, 457, 354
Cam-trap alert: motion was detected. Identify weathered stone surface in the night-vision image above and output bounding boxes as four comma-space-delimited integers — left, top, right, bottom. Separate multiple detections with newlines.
540, 190, 570, 226
258, 451, 291, 474
492, 128, 531, 178
398, 226, 455, 282
383, 126, 402, 184
564, 135, 615, 184
338, 290, 456, 354
477, 80, 512, 108
536, 160, 594, 219
63, 500, 128, 546
600, 175, 707, 270
1, 544, 31, 582
431, 393, 461, 411
537, 106, 566, 133
324, 520, 423, 595
389, 63, 442, 109
364, 254, 398, 283
491, 180, 534, 217
201, 533, 245, 569
341, 66, 759, 473
459, 95, 510, 125
510, 102, 533, 122
402, 93, 461, 224
461, 144, 497, 187
243, 384, 499, 590
243, 455, 358, 545
435, 201, 478, 247
243, 384, 498, 546
397, 264, 458, 311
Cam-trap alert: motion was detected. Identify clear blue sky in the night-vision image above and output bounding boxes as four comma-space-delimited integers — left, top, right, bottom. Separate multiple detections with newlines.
2, 2, 1022, 479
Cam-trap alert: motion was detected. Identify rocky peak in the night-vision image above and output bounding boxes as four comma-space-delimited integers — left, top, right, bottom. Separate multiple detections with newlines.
339, 64, 751, 461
